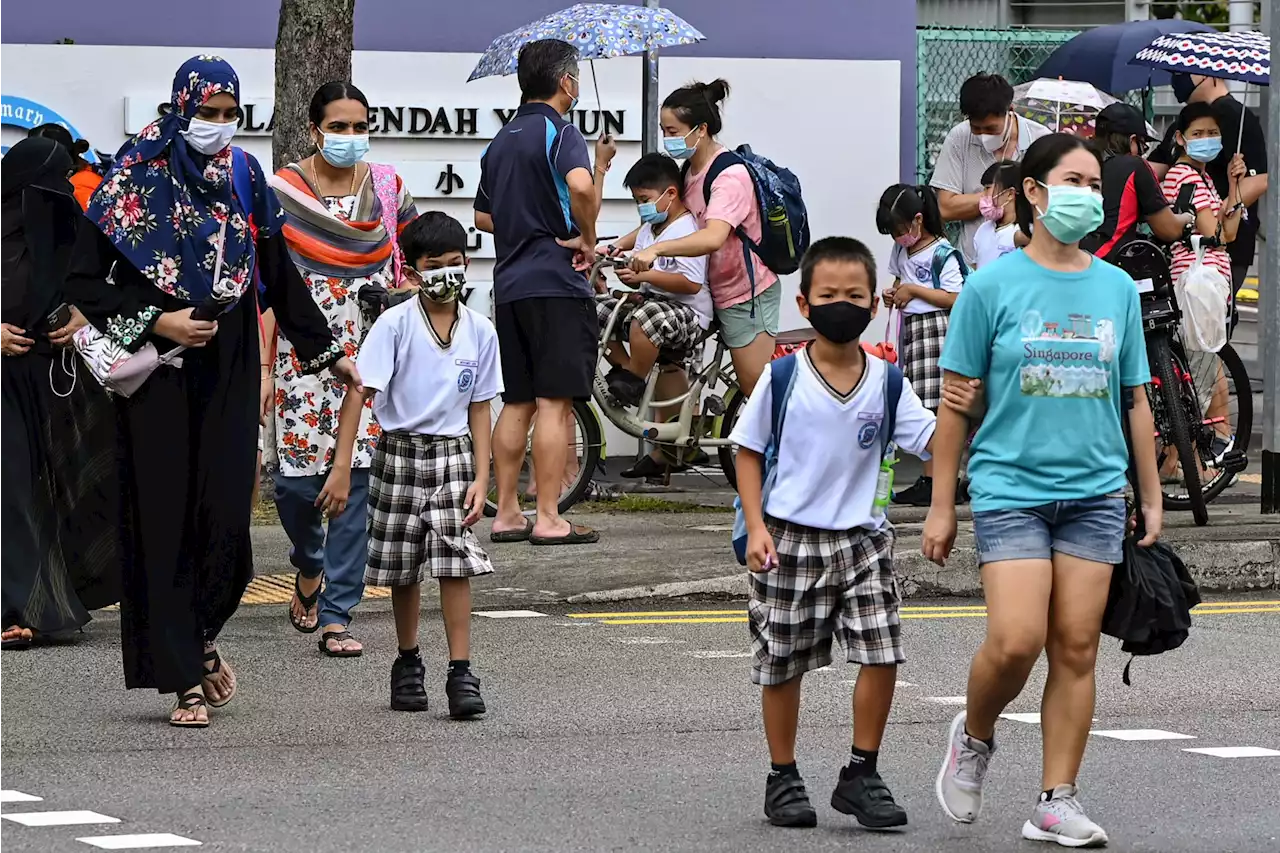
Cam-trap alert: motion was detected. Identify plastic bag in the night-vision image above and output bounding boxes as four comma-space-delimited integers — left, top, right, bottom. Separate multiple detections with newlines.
1175, 236, 1230, 353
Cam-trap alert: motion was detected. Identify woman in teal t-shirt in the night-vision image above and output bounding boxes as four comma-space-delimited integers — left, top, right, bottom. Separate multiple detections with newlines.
921, 134, 1162, 847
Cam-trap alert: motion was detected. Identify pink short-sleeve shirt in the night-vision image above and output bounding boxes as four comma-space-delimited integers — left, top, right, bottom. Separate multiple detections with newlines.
683, 149, 779, 309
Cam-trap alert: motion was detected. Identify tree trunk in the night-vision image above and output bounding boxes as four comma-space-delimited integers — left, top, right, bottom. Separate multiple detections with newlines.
272, 0, 356, 170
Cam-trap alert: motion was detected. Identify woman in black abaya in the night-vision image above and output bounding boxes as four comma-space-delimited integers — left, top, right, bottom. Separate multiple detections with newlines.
1, 136, 121, 649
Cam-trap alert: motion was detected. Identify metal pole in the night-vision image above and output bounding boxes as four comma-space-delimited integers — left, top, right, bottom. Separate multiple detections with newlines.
1262, 0, 1279, 514
641, 0, 661, 154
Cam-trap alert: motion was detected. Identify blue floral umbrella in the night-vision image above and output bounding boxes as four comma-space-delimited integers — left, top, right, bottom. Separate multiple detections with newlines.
467, 3, 705, 113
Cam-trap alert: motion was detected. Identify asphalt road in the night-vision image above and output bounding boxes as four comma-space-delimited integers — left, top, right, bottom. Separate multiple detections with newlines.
2, 596, 1278, 852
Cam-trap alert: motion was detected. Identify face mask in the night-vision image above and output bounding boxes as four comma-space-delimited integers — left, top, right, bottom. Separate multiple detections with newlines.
181, 116, 238, 155
637, 191, 671, 225
564, 75, 580, 115
978, 194, 1005, 222
976, 114, 1011, 154
1171, 74, 1201, 104
893, 222, 920, 248
1185, 136, 1223, 163
319, 132, 370, 169
416, 265, 467, 303
663, 128, 699, 161
807, 301, 872, 345
1034, 182, 1104, 245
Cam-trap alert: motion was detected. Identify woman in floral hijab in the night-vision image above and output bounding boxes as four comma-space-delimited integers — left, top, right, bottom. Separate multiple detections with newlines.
75, 55, 362, 727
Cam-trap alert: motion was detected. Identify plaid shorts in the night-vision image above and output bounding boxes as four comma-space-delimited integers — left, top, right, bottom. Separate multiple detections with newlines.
365, 432, 494, 586
902, 310, 948, 411
748, 518, 903, 686
596, 296, 701, 353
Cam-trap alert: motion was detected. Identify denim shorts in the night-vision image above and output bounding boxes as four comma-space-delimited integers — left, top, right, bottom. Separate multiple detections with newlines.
972, 495, 1126, 566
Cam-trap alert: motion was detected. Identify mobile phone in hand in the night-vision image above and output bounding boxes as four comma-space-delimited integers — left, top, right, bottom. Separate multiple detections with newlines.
46, 303, 72, 331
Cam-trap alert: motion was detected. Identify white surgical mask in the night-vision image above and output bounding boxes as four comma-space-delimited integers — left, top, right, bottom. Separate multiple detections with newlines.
976, 114, 1011, 154
181, 117, 238, 155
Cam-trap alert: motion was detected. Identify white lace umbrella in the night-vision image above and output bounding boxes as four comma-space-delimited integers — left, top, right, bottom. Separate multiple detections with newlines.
1013, 78, 1156, 138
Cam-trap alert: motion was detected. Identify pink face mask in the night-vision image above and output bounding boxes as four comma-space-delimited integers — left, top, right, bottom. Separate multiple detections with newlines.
894, 229, 919, 248
978, 194, 1004, 222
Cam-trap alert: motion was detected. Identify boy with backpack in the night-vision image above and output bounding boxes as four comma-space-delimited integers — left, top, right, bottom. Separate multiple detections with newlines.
730, 237, 942, 830
875, 183, 969, 507
321, 212, 498, 718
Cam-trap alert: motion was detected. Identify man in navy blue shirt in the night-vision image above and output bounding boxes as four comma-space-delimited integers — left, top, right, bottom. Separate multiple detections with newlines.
476, 38, 601, 545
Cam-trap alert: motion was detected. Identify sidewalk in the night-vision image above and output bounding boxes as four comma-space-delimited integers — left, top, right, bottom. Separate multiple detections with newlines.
247, 500, 1280, 608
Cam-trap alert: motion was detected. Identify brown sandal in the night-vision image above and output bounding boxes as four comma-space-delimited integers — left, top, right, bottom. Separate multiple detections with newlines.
201, 648, 237, 708
170, 691, 209, 728
318, 629, 363, 658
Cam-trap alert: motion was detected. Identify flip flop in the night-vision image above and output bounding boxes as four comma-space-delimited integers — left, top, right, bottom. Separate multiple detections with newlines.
289, 572, 322, 633
170, 691, 210, 728
201, 648, 237, 708
529, 523, 600, 546
490, 517, 534, 543
2, 627, 33, 651
318, 629, 364, 658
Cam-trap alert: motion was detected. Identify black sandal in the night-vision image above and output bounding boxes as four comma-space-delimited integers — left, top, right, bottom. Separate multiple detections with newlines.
201, 648, 237, 708
318, 629, 363, 658
170, 691, 209, 728
289, 572, 322, 633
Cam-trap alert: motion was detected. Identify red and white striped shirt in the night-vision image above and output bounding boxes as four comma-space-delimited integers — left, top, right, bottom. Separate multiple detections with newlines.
1161, 164, 1234, 284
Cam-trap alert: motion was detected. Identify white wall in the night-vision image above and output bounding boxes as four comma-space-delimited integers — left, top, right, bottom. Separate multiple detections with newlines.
2, 45, 901, 454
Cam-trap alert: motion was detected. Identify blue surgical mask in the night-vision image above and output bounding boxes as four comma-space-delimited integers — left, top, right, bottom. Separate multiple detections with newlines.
637, 191, 671, 225
1185, 136, 1223, 163
1034, 182, 1104, 245
663, 128, 699, 161
319, 132, 370, 169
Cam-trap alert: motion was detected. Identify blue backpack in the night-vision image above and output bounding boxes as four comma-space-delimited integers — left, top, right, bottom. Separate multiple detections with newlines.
692, 146, 810, 286
928, 241, 970, 295
732, 354, 903, 565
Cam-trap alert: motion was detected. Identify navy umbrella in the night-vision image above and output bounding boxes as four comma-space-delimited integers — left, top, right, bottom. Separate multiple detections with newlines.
1035, 19, 1215, 94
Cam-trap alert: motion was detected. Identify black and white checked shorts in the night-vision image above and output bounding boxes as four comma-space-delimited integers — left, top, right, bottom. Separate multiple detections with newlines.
596, 296, 701, 353
748, 519, 904, 686
902, 310, 949, 411
365, 431, 494, 586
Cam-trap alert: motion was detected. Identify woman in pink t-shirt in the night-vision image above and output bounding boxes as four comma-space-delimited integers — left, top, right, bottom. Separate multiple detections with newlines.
629, 79, 781, 395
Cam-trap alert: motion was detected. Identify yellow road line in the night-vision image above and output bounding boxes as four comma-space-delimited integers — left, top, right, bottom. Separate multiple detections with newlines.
571, 604, 990, 619
1193, 606, 1280, 615
592, 605, 1279, 625
602, 617, 748, 625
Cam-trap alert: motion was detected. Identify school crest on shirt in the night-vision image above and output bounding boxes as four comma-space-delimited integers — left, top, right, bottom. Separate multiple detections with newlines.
858, 421, 880, 449
456, 358, 478, 393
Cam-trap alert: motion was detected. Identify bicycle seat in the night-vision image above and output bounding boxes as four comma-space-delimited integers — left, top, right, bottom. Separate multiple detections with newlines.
1111, 239, 1173, 297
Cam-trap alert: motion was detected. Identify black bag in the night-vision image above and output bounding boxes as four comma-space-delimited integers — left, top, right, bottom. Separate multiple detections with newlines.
1101, 389, 1202, 684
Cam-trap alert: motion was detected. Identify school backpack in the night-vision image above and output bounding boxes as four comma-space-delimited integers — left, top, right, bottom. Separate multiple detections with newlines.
731, 355, 903, 565
692, 146, 810, 283
928, 241, 970, 293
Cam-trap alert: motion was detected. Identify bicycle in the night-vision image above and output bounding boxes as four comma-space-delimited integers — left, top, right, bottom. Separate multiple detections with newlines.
1110, 237, 1251, 526
481, 256, 748, 516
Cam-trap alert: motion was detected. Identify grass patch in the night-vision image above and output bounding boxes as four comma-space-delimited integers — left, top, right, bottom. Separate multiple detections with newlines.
574, 494, 733, 514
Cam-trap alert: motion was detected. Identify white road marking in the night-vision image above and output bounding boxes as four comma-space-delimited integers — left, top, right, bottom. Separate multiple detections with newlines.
896, 680, 916, 688
612, 636, 686, 645
0, 791, 42, 803
1091, 729, 1197, 741
472, 610, 546, 618
687, 650, 753, 659
2, 811, 121, 827
77, 834, 202, 849
690, 525, 735, 532
1002, 713, 1098, 725
1183, 746, 1280, 758
926, 696, 968, 705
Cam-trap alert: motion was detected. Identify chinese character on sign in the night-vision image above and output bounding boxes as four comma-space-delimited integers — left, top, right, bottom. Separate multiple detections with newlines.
435, 164, 464, 195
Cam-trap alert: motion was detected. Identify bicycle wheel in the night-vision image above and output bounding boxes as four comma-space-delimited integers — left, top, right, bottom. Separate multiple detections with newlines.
1178, 341, 1253, 505
715, 384, 746, 490
482, 399, 603, 518
1148, 334, 1208, 525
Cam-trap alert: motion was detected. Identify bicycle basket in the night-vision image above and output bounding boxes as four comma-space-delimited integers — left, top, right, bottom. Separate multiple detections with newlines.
1112, 240, 1173, 297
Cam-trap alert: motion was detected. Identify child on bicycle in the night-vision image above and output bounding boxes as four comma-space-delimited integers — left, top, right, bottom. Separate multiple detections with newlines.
732, 237, 945, 830
876, 184, 968, 507
321, 211, 499, 718
597, 153, 712, 409
973, 161, 1021, 268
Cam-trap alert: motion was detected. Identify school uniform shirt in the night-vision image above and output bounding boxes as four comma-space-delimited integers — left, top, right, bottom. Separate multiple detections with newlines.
939, 251, 1149, 513
973, 221, 1018, 269
729, 350, 936, 532
634, 212, 713, 328
887, 240, 965, 315
356, 299, 502, 437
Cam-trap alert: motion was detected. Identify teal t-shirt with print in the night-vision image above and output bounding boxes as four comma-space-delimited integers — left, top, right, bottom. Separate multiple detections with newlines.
939, 250, 1150, 512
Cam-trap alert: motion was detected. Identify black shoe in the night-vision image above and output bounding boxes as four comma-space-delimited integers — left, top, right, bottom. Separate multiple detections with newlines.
390, 654, 429, 712
891, 475, 932, 507
607, 371, 646, 407
621, 455, 668, 479
830, 767, 908, 829
446, 667, 486, 718
764, 772, 818, 828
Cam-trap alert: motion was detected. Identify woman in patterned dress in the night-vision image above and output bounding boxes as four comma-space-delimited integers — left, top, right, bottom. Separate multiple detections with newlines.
76, 56, 362, 726
264, 81, 417, 656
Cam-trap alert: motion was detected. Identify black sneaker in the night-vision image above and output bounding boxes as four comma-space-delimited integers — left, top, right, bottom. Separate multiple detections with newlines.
391, 654, 429, 712
621, 455, 668, 479
764, 772, 818, 828
891, 475, 933, 507
446, 667, 486, 719
607, 371, 646, 408
830, 767, 908, 829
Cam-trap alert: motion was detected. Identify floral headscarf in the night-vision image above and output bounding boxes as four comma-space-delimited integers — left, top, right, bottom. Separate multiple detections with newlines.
87, 55, 283, 304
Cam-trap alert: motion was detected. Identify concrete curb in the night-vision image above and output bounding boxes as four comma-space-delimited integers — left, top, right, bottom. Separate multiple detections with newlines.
565, 540, 1280, 604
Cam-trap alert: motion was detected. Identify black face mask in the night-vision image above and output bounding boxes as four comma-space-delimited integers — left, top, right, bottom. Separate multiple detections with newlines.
807, 301, 872, 345
1171, 73, 1200, 104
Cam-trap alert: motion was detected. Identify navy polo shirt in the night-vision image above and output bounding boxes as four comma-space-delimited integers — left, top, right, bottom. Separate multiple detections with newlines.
475, 102, 593, 305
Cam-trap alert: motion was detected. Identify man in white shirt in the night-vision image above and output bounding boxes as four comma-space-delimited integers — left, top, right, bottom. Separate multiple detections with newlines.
930, 73, 1051, 263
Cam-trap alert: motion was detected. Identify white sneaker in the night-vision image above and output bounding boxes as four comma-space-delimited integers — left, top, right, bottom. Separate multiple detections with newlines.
1021, 784, 1109, 848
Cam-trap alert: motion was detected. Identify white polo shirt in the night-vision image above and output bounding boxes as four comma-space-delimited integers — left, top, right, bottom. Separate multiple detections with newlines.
729, 351, 936, 531
634, 212, 713, 328
887, 240, 965, 316
357, 299, 502, 436
973, 221, 1019, 269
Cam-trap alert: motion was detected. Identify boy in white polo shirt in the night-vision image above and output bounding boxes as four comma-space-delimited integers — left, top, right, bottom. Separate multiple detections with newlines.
323, 212, 499, 718
731, 237, 944, 831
